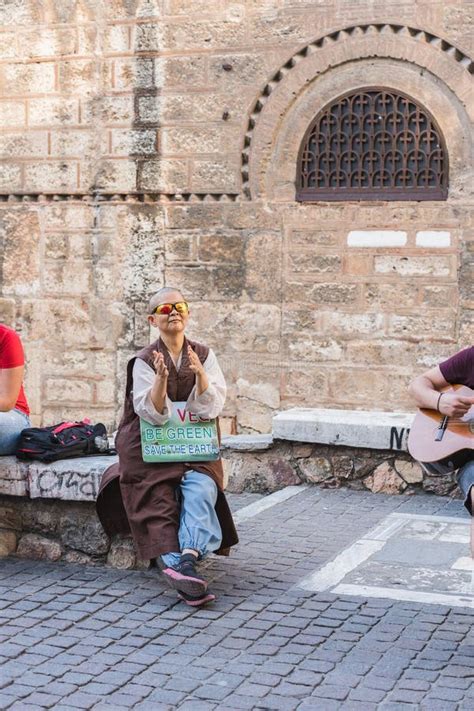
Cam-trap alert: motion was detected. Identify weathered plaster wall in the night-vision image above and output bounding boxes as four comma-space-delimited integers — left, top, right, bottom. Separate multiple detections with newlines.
0, 0, 472, 431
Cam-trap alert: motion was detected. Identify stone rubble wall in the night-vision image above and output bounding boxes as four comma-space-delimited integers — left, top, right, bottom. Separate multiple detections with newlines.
0, 441, 460, 569
0, 0, 472, 434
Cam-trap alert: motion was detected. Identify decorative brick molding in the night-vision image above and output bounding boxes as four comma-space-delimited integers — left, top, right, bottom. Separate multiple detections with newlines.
0, 193, 240, 203
242, 23, 474, 199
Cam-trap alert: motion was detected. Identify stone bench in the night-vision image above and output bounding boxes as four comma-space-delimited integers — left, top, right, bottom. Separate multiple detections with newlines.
0, 408, 460, 566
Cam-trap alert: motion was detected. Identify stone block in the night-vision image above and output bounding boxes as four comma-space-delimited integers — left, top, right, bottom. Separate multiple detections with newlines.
1, 211, 41, 295
133, 22, 162, 52
78, 25, 98, 54
298, 457, 333, 484
27, 457, 117, 501
0, 502, 22, 530
164, 266, 213, 301
0, 298, 16, 325
0, 31, 16, 59
2, 61, 55, 93
0, 101, 26, 127
237, 398, 274, 434
191, 157, 240, 192
82, 95, 134, 125
198, 232, 245, 263
416, 231, 451, 248
347, 231, 407, 247
83, 159, 137, 192
364, 461, 407, 494
309, 283, 358, 305
156, 93, 249, 124
288, 253, 342, 273
19, 27, 77, 58
237, 378, 280, 410
343, 254, 373, 276
165, 232, 195, 263
0, 164, 22, 191
374, 256, 454, 277
60, 510, 109, 555
387, 312, 455, 340
162, 20, 246, 51
272, 408, 413, 451
59, 59, 102, 94
209, 54, 270, 86
109, 129, 157, 156
19, 299, 90, 345
285, 337, 343, 363
20, 500, 60, 535
28, 97, 79, 126
161, 127, 221, 154
421, 285, 458, 307
282, 369, 329, 403
45, 232, 92, 260
244, 232, 282, 302
0, 530, 17, 557
16, 533, 62, 561
395, 459, 423, 484
104, 24, 131, 53
112, 57, 155, 90
289, 230, 340, 247
221, 434, 273, 451
43, 259, 92, 295
45, 378, 93, 404
23, 161, 78, 192
189, 303, 281, 353
364, 283, 419, 309
136, 95, 161, 124
226, 449, 299, 494
0, 131, 48, 158
107, 536, 136, 569
50, 129, 98, 157
139, 159, 189, 192
321, 312, 385, 337
43, 204, 95, 230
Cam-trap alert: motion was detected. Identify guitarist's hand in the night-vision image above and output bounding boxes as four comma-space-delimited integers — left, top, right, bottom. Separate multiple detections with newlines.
439, 393, 474, 418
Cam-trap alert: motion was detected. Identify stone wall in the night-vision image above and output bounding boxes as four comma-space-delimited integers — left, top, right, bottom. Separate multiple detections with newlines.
0, 0, 472, 433
0, 438, 460, 568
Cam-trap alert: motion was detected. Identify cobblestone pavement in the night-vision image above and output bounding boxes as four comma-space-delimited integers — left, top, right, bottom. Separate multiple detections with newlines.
1, 487, 473, 710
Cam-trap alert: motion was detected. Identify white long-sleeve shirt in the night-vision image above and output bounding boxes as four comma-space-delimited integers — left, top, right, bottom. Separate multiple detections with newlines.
132, 348, 226, 426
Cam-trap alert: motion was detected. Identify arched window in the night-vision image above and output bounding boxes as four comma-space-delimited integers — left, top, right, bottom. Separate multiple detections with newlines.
296, 88, 448, 201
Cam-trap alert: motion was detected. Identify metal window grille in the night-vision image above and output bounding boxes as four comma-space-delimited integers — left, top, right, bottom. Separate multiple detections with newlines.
296, 88, 448, 201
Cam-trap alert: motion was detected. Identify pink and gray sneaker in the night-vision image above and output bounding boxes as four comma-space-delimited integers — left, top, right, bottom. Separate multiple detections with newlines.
160, 553, 208, 597
177, 589, 216, 607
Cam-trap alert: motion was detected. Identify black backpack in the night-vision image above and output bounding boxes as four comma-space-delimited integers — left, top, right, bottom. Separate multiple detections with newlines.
16, 419, 115, 463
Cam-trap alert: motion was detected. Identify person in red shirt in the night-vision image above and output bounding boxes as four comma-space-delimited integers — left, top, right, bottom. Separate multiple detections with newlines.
0, 324, 30, 455
408, 346, 474, 513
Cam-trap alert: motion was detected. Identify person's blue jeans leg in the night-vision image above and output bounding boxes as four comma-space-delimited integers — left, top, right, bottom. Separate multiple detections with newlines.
161, 470, 222, 568
0, 409, 30, 455
457, 460, 474, 515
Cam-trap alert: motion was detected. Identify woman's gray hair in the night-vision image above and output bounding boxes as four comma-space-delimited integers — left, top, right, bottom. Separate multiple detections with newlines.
148, 287, 185, 314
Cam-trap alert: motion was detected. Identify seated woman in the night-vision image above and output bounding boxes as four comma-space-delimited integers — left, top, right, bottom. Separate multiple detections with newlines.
97, 287, 238, 606
0, 323, 30, 455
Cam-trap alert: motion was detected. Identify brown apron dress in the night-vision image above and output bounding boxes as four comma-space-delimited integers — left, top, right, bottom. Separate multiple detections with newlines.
96, 336, 238, 560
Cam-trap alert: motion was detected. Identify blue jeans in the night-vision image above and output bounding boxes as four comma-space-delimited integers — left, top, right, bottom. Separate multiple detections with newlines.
0, 408, 30, 455
457, 459, 474, 515
161, 470, 223, 568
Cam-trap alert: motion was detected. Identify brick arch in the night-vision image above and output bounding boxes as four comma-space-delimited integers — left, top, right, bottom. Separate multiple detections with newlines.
242, 23, 474, 200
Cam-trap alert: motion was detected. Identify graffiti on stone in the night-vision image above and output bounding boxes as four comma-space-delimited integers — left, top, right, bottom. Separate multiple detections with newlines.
30, 470, 100, 501
390, 426, 410, 451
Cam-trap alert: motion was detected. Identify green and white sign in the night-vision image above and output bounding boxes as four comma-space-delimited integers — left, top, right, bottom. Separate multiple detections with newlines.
140, 401, 220, 463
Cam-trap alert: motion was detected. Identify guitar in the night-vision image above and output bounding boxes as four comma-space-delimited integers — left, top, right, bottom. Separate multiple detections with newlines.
408, 385, 474, 475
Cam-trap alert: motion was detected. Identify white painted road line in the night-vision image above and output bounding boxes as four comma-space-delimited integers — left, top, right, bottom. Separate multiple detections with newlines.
233, 485, 308, 524
333, 583, 474, 609
297, 538, 385, 592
